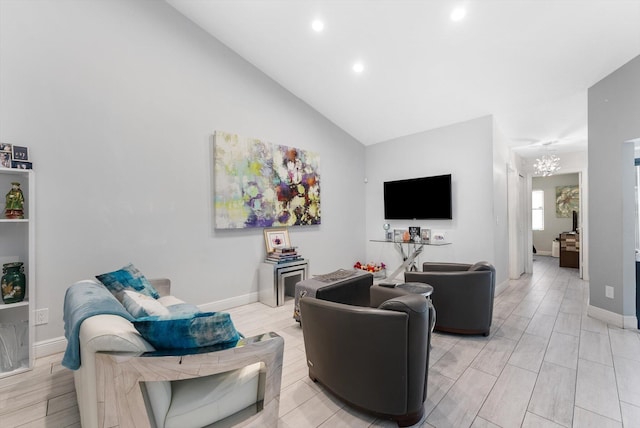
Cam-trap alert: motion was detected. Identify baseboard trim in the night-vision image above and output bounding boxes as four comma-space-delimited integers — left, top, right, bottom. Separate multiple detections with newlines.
198, 292, 259, 313
536, 250, 552, 256
587, 305, 638, 329
35, 336, 67, 358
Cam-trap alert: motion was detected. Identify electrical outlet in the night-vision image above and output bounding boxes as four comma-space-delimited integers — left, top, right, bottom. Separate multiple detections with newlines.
35, 308, 49, 325
605, 286, 614, 299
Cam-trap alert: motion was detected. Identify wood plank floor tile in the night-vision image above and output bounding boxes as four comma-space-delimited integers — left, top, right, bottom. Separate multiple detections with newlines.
572, 406, 622, 428
608, 327, 640, 362
612, 356, 640, 408
430, 339, 487, 381
581, 314, 610, 335
544, 331, 579, 370
527, 361, 576, 427
575, 359, 621, 422
279, 378, 320, 417
494, 314, 530, 342
525, 312, 557, 339
478, 364, 538, 427
423, 368, 455, 416
317, 404, 377, 428
521, 412, 566, 428
426, 367, 496, 428
579, 330, 613, 366
470, 416, 501, 427
553, 312, 581, 337
470, 335, 518, 377
620, 402, 640, 428
508, 333, 549, 373
558, 298, 583, 316
279, 388, 343, 428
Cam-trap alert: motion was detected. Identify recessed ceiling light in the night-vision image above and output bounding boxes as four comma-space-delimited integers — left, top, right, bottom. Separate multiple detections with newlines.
353, 62, 364, 73
450, 7, 466, 21
311, 20, 324, 32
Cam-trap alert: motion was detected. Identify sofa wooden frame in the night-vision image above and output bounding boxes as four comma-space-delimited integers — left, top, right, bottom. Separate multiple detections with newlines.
94, 332, 284, 428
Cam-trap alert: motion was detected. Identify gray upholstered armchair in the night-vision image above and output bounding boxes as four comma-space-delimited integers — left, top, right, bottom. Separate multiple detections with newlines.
405, 261, 495, 336
299, 286, 431, 427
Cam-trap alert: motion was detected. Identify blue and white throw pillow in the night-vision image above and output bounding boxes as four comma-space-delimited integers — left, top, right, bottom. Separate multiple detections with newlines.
96, 263, 160, 299
133, 311, 242, 350
120, 290, 171, 318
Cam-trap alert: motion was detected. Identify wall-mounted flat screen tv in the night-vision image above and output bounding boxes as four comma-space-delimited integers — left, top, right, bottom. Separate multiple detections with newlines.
384, 174, 452, 220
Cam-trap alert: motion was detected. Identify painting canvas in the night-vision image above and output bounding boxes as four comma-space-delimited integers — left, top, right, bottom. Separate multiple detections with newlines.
556, 185, 579, 218
214, 131, 321, 229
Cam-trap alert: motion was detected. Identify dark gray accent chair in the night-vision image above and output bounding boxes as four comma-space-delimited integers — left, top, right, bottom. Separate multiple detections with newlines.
405, 261, 495, 336
299, 286, 432, 427
313, 271, 374, 307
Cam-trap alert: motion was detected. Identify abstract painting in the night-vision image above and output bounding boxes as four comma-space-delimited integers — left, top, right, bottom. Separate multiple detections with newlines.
556, 185, 579, 218
214, 131, 321, 229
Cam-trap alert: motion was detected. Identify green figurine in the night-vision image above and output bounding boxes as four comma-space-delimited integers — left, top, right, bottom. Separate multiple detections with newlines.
5, 182, 24, 219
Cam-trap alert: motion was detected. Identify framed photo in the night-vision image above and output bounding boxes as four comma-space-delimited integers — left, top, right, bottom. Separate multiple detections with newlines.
431, 230, 448, 244
263, 227, 291, 253
0, 152, 11, 168
0, 143, 12, 153
11, 161, 32, 170
421, 228, 431, 243
393, 229, 405, 243
409, 226, 421, 242
11, 145, 29, 161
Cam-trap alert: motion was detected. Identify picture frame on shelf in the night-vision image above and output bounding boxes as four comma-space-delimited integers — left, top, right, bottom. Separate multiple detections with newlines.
393, 229, 405, 243
11, 145, 29, 161
0, 152, 11, 168
421, 228, 431, 243
263, 227, 291, 253
408, 226, 421, 242
11, 161, 32, 170
431, 230, 448, 244
0, 143, 12, 153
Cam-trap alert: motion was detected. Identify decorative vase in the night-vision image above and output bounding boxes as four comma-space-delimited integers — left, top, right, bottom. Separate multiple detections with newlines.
5, 182, 24, 219
1, 262, 26, 304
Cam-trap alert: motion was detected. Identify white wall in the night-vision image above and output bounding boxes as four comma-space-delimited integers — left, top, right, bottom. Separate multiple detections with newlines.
493, 121, 510, 286
532, 173, 579, 253
364, 116, 509, 285
0, 0, 368, 343
507, 150, 528, 278
588, 54, 640, 324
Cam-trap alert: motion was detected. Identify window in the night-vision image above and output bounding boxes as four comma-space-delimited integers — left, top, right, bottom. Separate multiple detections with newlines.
532, 190, 544, 231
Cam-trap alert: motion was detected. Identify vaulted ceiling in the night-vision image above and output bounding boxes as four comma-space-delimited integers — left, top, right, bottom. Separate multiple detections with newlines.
167, 0, 640, 158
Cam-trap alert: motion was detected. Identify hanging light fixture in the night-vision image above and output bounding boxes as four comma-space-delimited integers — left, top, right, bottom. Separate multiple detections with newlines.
533, 141, 561, 176
533, 153, 561, 176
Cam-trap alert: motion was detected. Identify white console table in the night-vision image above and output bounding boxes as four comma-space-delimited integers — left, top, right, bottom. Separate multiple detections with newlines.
371, 240, 451, 282
258, 259, 309, 307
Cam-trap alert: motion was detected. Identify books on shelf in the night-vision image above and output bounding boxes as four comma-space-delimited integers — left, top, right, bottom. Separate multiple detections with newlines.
272, 246, 297, 253
265, 248, 302, 263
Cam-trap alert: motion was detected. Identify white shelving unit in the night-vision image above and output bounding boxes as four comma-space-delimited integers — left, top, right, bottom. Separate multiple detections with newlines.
0, 168, 35, 378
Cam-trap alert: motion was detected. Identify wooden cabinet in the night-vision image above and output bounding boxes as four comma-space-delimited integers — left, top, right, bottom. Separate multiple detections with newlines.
559, 232, 579, 269
0, 169, 34, 377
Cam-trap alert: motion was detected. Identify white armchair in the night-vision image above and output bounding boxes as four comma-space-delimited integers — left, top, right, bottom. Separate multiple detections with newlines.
71, 278, 284, 428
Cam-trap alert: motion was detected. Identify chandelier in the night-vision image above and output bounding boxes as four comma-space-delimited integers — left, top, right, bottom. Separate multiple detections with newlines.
533, 154, 561, 176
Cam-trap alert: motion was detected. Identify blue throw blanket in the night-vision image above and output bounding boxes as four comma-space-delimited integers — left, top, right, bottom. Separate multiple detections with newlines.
62, 281, 133, 370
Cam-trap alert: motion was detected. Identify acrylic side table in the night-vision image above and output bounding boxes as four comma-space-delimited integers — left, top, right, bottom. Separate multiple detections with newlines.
258, 259, 309, 307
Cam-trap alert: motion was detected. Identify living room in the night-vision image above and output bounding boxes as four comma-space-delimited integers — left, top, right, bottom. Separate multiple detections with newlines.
1, 1, 640, 427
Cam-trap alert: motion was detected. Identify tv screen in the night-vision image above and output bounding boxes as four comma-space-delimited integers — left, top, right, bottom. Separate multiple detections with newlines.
383, 174, 452, 220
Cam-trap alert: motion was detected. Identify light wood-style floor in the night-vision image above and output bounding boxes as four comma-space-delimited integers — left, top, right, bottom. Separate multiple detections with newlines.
2, 255, 640, 427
